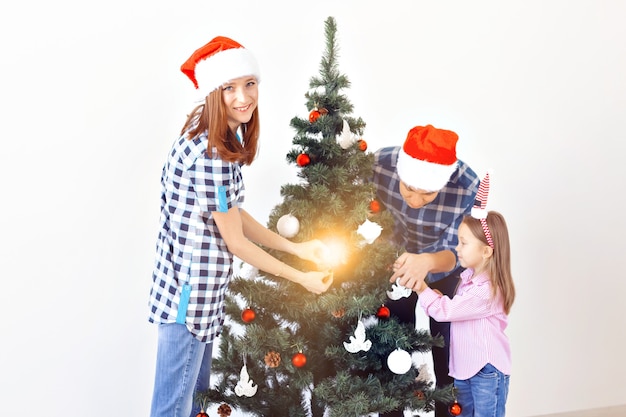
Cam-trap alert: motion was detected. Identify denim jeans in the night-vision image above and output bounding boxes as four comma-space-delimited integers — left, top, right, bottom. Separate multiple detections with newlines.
454, 363, 509, 417
150, 323, 213, 417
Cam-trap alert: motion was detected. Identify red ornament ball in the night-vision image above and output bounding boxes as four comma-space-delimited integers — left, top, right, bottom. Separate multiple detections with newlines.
196, 413, 209, 417
292, 352, 307, 368
369, 199, 380, 213
241, 308, 256, 323
376, 305, 390, 319
449, 401, 462, 416
358, 139, 368, 151
296, 153, 311, 167
309, 109, 321, 123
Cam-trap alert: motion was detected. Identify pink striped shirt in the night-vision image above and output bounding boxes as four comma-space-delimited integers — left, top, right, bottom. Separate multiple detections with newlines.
418, 268, 511, 380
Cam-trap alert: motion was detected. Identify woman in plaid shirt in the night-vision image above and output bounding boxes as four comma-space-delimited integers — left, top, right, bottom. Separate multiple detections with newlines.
148, 36, 333, 417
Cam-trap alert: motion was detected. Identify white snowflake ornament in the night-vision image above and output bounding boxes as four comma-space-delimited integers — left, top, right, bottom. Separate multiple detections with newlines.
357, 219, 382, 245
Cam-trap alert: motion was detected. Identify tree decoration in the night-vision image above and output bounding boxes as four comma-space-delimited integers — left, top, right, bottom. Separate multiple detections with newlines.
292, 351, 307, 368
415, 363, 433, 383
358, 139, 367, 151
376, 304, 390, 319
264, 351, 281, 368
356, 219, 382, 244
234, 364, 258, 397
196, 412, 209, 417
343, 319, 372, 353
387, 348, 413, 374
449, 401, 462, 416
337, 119, 357, 149
369, 199, 380, 213
296, 153, 311, 167
386, 278, 412, 300
309, 109, 321, 123
309, 107, 328, 123
276, 213, 300, 238
217, 403, 232, 417
241, 307, 256, 323
199, 16, 456, 417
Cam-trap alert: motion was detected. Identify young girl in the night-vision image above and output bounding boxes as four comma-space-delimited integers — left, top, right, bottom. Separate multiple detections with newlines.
147, 36, 333, 417
414, 173, 515, 417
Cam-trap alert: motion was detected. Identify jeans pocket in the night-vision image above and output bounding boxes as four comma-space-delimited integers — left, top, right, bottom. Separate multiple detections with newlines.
477, 363, 499, 379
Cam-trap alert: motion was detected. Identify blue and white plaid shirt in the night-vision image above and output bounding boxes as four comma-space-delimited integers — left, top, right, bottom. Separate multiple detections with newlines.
148, 131, 245, 342
373, 146, 479, 283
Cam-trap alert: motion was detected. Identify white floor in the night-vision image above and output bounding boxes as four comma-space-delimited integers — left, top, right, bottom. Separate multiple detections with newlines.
532, 405, 626, 417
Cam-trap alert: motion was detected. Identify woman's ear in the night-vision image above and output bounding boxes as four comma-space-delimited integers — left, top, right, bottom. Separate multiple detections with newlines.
483, 245, 494, 259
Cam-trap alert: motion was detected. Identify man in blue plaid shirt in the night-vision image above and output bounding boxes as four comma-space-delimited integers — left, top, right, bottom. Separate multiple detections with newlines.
373, 125, 479, 417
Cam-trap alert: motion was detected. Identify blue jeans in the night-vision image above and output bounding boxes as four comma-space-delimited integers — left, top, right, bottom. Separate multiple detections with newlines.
454, 363, 509, 417
150, 323, 213, 417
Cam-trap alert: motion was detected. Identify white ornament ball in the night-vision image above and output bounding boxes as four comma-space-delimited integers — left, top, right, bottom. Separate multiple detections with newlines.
387, 348, 413, 374
277, 214, 300, 238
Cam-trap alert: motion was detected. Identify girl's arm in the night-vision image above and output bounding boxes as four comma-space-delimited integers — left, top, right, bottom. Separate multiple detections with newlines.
415, 281, 499, 322
212, 207, 332, 294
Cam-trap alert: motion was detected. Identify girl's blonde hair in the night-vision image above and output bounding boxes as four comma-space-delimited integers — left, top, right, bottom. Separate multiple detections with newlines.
180, 87, 260, 165
462, 211, 516, 314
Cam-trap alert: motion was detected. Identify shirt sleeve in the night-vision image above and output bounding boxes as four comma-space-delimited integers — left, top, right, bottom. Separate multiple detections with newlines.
418, 282, 499, 322
188, 154, 238, 213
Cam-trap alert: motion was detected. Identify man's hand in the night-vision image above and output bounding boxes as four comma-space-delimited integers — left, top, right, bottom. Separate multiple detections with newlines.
389, 252, 434, 291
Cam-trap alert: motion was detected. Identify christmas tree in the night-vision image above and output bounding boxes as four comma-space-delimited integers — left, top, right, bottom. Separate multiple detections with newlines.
198, 16, 454, 417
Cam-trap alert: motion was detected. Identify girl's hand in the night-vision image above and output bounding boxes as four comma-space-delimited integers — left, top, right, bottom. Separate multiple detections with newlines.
299, 270, 334, 294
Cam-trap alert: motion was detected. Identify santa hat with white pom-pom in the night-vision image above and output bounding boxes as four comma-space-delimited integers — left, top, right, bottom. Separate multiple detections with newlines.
180, 36, 261, 100
396, 125, 459, 192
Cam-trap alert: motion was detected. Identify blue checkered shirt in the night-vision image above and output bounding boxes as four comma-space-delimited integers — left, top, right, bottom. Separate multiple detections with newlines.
372, 146, 479, 283
148, 131, 245, 342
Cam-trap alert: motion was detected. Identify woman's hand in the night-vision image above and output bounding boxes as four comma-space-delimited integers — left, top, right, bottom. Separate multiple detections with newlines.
298, 270, 334, 294
292, 239, 329, 265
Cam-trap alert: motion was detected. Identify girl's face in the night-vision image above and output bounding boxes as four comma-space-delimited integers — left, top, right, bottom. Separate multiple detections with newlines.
456, 222, 490, 273
222, 76, 258, 132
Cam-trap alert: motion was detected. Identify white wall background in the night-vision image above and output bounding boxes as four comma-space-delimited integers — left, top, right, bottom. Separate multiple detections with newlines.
1, 1, 625, 416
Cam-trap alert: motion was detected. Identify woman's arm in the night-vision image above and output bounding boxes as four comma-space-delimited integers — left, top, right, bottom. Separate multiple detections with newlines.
239, 209, 328, 265
212, 207, 332, 294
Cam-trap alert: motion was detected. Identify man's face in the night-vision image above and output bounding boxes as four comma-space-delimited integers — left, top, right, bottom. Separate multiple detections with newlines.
398, 181, 439, 209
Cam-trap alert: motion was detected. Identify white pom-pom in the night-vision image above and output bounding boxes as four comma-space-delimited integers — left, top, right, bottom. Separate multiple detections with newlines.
387, 348, 413, 374
277, 214, 300, 238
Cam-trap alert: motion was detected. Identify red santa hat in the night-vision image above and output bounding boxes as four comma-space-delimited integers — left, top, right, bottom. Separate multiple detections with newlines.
180, 36, 260, 99
396, 125, 458, 192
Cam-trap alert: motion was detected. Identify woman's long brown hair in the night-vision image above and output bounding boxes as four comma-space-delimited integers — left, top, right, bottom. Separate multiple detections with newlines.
462, 211, 516, 314
180, 88, 260, 165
